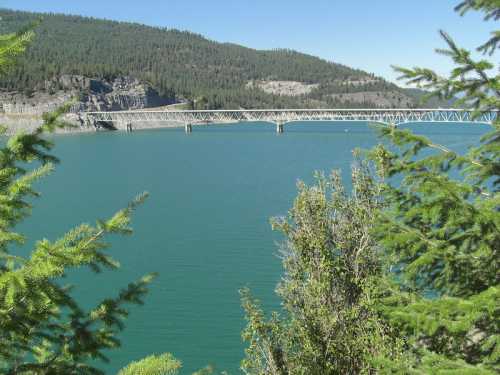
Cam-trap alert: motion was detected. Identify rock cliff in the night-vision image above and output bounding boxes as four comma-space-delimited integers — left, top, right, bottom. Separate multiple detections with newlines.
0, 75, 176, 115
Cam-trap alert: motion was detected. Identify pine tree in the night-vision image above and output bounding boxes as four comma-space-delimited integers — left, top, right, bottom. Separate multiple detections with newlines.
0, 19, 189, 375
241, 1, 499, 374
370, 1, 499, 372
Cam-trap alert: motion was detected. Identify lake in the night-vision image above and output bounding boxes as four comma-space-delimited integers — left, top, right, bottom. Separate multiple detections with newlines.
18, 121, 489, 374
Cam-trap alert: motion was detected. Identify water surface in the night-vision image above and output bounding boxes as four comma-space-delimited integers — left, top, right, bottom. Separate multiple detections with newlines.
18, 121, 489, 374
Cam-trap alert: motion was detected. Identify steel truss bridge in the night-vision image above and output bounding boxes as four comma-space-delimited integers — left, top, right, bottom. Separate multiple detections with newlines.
83, 109, 497, 133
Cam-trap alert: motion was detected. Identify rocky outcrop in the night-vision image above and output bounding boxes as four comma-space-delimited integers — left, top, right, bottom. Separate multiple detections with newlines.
247, 79, 418, 108
247, 80, 320, 96
0, 75, 177, 115
329, 90, 414, 108
74, 76, 176, 112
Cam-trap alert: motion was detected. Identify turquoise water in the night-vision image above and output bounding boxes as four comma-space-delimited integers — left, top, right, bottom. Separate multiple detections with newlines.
17, 121, 489, 374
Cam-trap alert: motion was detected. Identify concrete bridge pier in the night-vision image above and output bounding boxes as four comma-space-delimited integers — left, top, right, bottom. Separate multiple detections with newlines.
276, 121, 284, 134
185, 123, 193, 133
85, 116, 98, 131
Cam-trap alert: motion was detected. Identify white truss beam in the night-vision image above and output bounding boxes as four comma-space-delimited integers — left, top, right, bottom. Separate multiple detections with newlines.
83, 109, 497, 130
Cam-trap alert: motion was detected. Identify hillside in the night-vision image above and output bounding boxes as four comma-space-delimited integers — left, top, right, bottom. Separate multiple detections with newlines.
0, 9, 443, 110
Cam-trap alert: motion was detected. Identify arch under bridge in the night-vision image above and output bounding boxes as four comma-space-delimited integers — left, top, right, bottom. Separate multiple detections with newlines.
83, 109, 497, 133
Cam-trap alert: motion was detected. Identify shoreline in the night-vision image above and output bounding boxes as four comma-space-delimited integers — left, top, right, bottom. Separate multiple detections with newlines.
0, 114, 186, 135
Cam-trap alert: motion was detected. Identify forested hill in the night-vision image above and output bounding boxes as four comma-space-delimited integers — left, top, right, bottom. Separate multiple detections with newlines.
0, 9, 440, 109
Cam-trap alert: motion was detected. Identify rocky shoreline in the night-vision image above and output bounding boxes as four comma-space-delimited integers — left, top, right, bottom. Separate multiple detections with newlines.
0, 113, 187, 135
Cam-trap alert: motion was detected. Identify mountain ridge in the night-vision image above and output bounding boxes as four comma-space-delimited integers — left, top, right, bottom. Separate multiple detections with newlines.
0, 8, 446, 110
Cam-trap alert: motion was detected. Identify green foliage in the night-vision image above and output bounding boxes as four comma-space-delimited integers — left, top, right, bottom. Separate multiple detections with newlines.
0, 119, 158, 374
369, 1, 500, 373
242, 2, 499, 374
455, 1, 499, 54
0, 19, 35, 75
117, 353, 182, 375
241, 162, 411, 374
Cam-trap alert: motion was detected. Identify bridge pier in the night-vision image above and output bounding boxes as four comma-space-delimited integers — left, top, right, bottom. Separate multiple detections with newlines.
185, 123, 193, 133
276, 121, 284, 134
85, 116, 98, 131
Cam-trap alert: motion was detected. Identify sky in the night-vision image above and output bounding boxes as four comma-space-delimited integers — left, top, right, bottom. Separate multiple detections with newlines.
1, 0, 495, 83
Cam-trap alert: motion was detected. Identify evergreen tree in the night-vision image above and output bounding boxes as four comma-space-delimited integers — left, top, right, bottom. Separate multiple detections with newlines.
369, 0, 499, 372
0, 19, 189, 375
241, 1, 499, 374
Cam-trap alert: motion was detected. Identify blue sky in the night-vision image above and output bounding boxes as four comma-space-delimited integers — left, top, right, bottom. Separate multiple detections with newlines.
2, 0, 494, 83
